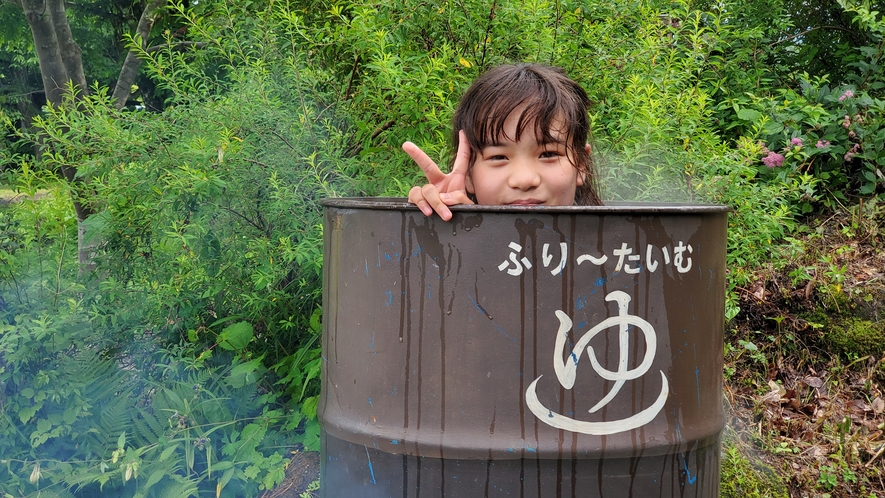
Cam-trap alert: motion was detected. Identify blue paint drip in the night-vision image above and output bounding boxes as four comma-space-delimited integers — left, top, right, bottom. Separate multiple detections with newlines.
390, 439, 399, 445
365, 446, 377, 484
369, 333, 374, 349
367, 397, 372, 405
594, 277, 606, 287
365, 260, 369, 276
576, 295, 586, 310
682, 454, 698, 485
465, 292, 517, 344
385, 291, 393, 307
570, 351, 579, 366
427, 285, 432, 299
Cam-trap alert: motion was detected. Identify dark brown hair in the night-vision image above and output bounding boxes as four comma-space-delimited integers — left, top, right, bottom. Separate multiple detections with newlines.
451, 63, 601, 206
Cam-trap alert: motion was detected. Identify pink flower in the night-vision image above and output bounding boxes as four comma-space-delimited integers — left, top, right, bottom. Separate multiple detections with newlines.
842, 115, 851, 129
844, 143, 861, 162
849, 130, 856, 138
815, 140, 830, 148
790, 137, 803, 147
762, 151, 785, 168
838, 90, 854, 102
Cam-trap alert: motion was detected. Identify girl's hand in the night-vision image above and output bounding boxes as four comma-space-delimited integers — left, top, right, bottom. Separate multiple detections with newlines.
403, 130, 473, 221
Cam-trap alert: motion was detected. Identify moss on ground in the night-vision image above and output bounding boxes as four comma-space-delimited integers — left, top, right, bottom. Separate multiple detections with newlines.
803, 309, 885, 358
824, 317, 885, 358
720, 437, 789, 498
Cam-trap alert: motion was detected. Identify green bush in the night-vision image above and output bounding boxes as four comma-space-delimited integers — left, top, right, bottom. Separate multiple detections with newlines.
709, 1, 885, 201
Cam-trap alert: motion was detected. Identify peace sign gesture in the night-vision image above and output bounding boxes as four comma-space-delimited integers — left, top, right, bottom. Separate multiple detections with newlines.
403, 130, 474, 221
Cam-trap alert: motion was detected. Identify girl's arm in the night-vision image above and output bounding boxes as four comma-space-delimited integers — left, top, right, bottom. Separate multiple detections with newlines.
403, 130, 473, 221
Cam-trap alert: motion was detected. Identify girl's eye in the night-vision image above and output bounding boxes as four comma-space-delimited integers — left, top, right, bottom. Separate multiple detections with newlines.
487, 155, 507, 161
540, 150, 562, 159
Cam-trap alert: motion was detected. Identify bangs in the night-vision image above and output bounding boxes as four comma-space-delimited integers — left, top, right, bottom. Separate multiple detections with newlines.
474, 82, 575, 149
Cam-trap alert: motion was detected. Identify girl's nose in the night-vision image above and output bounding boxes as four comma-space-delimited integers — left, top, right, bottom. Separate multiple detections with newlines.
508, 160, 541, 190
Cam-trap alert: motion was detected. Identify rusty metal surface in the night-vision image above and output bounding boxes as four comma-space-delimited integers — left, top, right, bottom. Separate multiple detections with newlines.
319, 198, 729, 497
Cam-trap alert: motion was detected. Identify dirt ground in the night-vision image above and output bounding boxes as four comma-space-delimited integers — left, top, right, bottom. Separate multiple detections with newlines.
724, 206, 885, 496
261, 449, 320, 498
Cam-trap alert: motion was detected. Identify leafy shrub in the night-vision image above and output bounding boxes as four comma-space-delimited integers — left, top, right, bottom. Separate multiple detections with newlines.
710, 0, 885, 201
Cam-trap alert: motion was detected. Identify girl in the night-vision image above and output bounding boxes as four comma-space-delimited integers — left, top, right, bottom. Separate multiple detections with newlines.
404, 63, 602, 221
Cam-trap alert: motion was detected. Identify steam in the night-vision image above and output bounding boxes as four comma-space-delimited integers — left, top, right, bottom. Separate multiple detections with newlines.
596, 146, 699, 204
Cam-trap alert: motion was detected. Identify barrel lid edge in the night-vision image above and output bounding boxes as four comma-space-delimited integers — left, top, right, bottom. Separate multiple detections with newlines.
321, 196, 732, 213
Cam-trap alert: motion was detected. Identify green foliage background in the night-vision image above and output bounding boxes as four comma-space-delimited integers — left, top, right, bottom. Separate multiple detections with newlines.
1, 0, 884, 496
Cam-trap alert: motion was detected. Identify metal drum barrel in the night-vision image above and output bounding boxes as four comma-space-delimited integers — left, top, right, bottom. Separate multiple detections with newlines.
319, 198, 729, 497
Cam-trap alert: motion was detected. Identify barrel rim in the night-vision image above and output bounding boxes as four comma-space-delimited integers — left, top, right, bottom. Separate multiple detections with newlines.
321, 197, 732, 213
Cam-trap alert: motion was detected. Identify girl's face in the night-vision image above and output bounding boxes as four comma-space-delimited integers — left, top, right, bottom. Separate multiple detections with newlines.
466, 108, 585, 206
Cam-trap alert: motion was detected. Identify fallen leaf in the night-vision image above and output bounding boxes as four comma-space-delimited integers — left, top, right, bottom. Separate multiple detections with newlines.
752, 282, 766, 301
803, 376, 823, 389
850, 399, 871, 413
873, 397, 884, 414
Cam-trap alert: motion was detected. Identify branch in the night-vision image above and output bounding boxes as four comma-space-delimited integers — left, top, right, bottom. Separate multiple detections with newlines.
342, 54, 360, 101
346, 120, 395, 158
146, 41, 209, 53
769, 25, 854, 48
112, 0, 167, 110
269, 129, 297, 151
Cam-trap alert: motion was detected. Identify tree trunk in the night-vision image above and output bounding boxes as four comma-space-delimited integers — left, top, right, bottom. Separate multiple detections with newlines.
20, 0, 167, 276
113, 0, 167, 110
21, 0, 69, 107
21, 0, 97, 275
47, 0, 87, 96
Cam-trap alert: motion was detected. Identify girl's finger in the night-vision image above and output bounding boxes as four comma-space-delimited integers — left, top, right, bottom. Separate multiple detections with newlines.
408, 186, 433, 216
402, 142, 445, 183
421, 183, 452, 221
441, 190, 474, 206
450, 130, 471, 176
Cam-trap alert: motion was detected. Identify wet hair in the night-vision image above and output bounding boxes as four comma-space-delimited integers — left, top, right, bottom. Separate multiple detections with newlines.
451, 63, 601, 206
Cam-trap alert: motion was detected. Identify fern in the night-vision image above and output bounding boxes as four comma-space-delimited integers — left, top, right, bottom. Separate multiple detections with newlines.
74, 359, 136, 456
150, 477, 200, 498
98, 395, 136, 449
24, 486, 77, 498
132, 407, 166, 447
